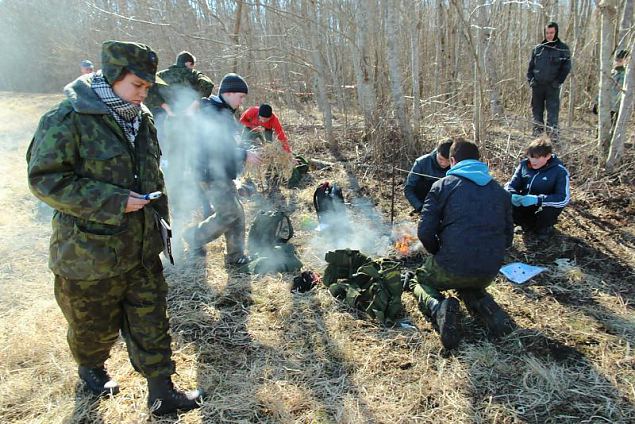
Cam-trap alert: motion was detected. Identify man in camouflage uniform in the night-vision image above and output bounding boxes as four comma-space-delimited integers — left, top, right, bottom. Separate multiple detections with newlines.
27, 41, 203, 416
610, 50, 629, 127
154, 51, 216, 223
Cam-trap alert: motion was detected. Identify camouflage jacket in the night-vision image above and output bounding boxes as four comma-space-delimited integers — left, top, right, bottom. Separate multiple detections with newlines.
26, 74, 169, 280
611, 66, 626, 112
156, 64, 214, 109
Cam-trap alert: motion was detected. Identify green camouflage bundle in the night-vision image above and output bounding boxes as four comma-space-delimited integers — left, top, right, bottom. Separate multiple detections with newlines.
322, 249, 372, 286
324, 250, 403, 326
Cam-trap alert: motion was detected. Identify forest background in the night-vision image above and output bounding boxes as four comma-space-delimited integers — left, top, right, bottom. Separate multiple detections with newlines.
2, 0, 634, 170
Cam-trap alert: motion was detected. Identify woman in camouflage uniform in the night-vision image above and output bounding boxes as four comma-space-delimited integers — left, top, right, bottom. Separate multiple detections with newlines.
26, 40, 203, 415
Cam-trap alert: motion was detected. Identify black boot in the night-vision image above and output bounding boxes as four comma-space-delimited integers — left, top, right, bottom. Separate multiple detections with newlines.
460, 289, 515, 337
147, 376, 204, 416
78, 366, 119, 396
434, 297, 461, 349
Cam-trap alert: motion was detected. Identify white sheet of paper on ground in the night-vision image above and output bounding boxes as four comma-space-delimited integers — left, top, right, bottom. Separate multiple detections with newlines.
499, 262, 547, 285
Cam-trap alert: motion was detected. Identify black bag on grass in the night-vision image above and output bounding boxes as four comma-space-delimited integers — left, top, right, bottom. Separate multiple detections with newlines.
288, 155, 309, 188
246, 210, 301, 274
313, 181, 344, 223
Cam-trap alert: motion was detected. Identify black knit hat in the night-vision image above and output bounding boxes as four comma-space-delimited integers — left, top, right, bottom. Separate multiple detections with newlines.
219, 73, 249, 94
258, 103, 273, 118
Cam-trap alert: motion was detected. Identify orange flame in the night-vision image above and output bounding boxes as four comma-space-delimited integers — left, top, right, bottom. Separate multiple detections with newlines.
395, 234, 417, 256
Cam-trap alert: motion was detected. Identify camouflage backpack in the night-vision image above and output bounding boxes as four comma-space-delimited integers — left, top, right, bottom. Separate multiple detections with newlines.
323, 249, 404, 326
246, 210, 301, 274
248, 210, 293, 255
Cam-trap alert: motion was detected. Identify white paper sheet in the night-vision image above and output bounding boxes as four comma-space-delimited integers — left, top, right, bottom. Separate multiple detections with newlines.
499, 262, 546, 285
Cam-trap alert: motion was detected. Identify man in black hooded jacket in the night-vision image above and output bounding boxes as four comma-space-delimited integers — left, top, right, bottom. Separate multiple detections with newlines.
527, 22, 571, 139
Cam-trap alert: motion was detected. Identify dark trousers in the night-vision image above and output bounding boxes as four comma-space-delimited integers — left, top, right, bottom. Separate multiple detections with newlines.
512, 205, 563, 232
531, 83, 561, 134
242, 127, 273, 147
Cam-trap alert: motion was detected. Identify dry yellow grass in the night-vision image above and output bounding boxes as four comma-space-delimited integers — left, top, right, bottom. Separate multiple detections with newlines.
1, 93, 633, 423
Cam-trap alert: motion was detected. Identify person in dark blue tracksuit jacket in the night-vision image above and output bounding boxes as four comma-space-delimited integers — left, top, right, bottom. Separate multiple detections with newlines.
527, 22, 571, 139
404, 139, 453, 213
506, 137, 570, 239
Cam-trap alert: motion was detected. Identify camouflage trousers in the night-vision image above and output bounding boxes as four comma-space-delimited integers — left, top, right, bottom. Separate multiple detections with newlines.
242, 127, 273, 146
411, 256, 494, 315
190, 180, 246, 262
54, 257, 175, 378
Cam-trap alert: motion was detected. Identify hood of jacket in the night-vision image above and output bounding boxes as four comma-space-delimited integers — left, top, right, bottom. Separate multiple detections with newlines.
446, 159, 492, 186
207, 94, 236, 113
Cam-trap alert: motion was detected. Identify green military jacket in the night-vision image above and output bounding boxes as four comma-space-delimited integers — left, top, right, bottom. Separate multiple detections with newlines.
610, 66, 626, 112
27, 74, 169, 280
156, 64, 214, 108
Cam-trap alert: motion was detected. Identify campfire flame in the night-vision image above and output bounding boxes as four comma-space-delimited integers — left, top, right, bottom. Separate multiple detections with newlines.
394, 234, 418, 256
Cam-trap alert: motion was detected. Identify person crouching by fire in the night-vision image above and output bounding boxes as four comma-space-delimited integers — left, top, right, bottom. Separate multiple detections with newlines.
505, 136, 570, 241
405, 138, 516, 349
26, 40, 204, 416
404, 139, 452, 214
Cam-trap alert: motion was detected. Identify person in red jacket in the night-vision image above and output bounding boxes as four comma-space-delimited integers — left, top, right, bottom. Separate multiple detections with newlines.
239, 103, 291, 153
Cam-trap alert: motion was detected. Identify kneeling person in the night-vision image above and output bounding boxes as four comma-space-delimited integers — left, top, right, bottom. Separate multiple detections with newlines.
505, 137, 570, 240
410, 138, 515, 349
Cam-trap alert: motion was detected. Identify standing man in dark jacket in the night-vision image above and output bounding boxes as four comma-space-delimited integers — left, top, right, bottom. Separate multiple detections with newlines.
408, 139, 514, 349
506, 137, 570, 240
527, 22, 571, 139
184, 73, 258, 265
27, 41, 203, 415
404, 139, 453, 213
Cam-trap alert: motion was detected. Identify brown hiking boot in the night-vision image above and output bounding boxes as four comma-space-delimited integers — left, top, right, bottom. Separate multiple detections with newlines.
434, 297, 461, 349
78, 366, 119, 396
147, 377, 204, 416
460, 290, 515, 337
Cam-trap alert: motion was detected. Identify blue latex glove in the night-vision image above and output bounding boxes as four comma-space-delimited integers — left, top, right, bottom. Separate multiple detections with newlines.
511, 194, 523, 207
520, 195, 540, 207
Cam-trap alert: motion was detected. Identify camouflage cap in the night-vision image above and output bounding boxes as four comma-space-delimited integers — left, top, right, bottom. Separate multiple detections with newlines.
101, 40, 164, 85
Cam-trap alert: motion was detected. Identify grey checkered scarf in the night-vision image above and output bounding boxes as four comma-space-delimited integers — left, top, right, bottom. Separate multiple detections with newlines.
91, 71, 141, 144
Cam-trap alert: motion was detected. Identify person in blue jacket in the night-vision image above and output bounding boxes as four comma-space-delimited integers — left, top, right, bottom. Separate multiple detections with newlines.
407, 138, 515, 349
404, 139, 452, 213
506, 137, 570, 240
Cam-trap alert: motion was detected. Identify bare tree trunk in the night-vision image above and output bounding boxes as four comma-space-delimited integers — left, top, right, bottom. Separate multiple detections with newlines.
433, 0, 443, 112
598, 0, 618, 156
568, 0, 578, 127
411, 1, 422, 138
385, 0, 413, 145
304, 0, 335, 148
231, 0, 244, 73
606, 39, 635, 171
351, 0, 377, 139
617, 0, 634, 50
